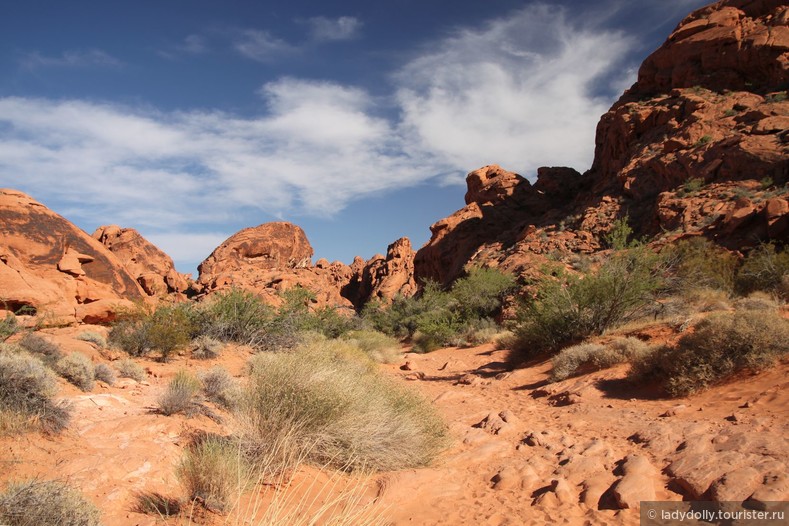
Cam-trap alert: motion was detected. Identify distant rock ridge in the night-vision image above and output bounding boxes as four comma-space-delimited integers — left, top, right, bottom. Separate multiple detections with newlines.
414, 0, 789, 286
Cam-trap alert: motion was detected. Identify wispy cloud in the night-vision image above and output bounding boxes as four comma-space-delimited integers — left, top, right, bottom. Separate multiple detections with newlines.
0, 4, 637, 265
158, 34, 208, 59
234, 29, 295, 62
306, 16, 362, 41
19, 49, 123, 70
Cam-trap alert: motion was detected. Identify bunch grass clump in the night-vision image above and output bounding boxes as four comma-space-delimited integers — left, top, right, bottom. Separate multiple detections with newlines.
191, 335, 223, 360
115, 358, 146, 382
240, 342, 447, 473
342, 330, 402, 364
0, 352, 71, 434
76, 332, 107, 349
200, 366, 240, 411
0, 479, 101, 526
630, 310, 789, 396
93, 363, 116, 386
177, 434, 249, 512
551, 337, 650, 381
18, 333, 63, 367
56, 353, 95, 391
158, 370, 202, 416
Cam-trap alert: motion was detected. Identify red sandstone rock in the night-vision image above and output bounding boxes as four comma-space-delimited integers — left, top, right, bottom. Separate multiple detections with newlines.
0, 189, 145, 324
93, 225, 190, 296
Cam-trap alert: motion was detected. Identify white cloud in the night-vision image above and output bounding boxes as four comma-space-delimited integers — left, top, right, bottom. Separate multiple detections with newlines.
395, 4, 633, 176
19, 49, 123, 70
307, 16, 362, 41
234, 30, 294, 61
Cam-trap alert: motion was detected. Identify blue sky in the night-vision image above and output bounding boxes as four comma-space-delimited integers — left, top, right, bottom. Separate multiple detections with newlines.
0, 0, 710, 275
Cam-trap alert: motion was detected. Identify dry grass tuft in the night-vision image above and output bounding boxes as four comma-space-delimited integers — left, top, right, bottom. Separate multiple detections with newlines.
0, 479, 101, 526
132, 491, 181, 517
158, 370, 202, 416
56, 352, 95, 391
342, 330, 402, 364
115, 358, 146, 382
199, 366, 241, 410
551, 337, 650, 381
93, 363, 116, 386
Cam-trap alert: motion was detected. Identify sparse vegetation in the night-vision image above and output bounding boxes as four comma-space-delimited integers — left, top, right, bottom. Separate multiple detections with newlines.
630, 310, 789, 396
177, 434, 249, 512
56, 352, 95, 391
240, 341, 447, 473
551, 337, 650, 381
132, 491, 181, 517
93, 363, 116, 386
191, 335, 223, 360
115, 358, 146, 382
693, 135, 713, 147
18, 333, 63, 367
76, 332, 106, 349
200, 366, 240, 410
0, 313, 18, 342
158, 370, 202, 416
677, 177, 705, 196
341, 330, 402, 364
0, 479, 101, 526
0, 352, 71, 434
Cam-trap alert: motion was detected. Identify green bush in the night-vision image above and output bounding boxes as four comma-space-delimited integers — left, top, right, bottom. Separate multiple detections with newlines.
193, 288, 273, 348
56, 353, 95, 391
177, 434, 248, 512
0, 352, 71, 434
630, 310, 789, 396
109, 304, 193, 361
449, 267, 516, 321
93, 363, 116, 386
736, 242, 789, 298
551, 337, 650, 381
0, 479, 101, 526
514, 247, 665, 358
18, 333, 63, 367
662, 237, 738, 293
0, 314, 18, 342
115, 358, 146, 382
240, 341, 447, 472
158, 370, 202, 416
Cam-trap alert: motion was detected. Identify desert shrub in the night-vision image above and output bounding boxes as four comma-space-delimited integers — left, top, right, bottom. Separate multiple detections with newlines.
449, 268, 516, 321
132, 491, 181, 517
342, 330, 402, 364
158, 370, 202, 416
0, 479, 101, 526
194, 288, 273, 347
56, 353, 95, 391
177, 434, 248, 512
200, 367, 240, 410
447, 318, 504, 348
551, 337, 649, 381
191, 335, 223, 360
514, 247, 665, 358
18, 333, 63, 367
662, 237, 738, 293
115, 358, 146, 382
93, 363, 116, 386
76, 332, 106, 349
0, 314, 18, 342
240, 342, 447, 473
604, 216, 636, 250
0, 352, 71, 434
630, 310, 789, 396
109, 304, 193, 361
736, 242, 789, 298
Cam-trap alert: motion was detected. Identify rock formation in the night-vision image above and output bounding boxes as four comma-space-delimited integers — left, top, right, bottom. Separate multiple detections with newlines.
0, 189, 145, 324
415, 0, 789, 286
93, 225, 190, 296
343, 237, 418, 308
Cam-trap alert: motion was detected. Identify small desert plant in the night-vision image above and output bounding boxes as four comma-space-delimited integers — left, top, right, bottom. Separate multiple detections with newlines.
200, 366, 240, 410
191, 335, 223, 360
240, 342, 447, 473
56, 353, 95, 391
76, 332, 106, 349
551, 337, 650, 381
342, 330, 402, 364
0, 313, 18, 342
18, 333, 63, 367
158, 370, 202, 416
0, 352, 71, 434
177, 434, 249, 512
0, 479, 101, 526
694, 135, 713, 147
115, 358, 146, 382
132, 491, 181, 517
630, 310, 789, 396
93, 363, 116, 386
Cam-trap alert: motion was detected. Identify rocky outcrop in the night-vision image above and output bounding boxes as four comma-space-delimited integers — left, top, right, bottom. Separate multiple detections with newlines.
93, 225, 190, 296
343, 238, 417, 308
415, 0, 789, 287
0, 189, 145, 324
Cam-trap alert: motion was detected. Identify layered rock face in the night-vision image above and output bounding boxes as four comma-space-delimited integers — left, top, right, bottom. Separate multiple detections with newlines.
415, 0, 789, 286
93, 225, 190, 296
0, 189, 145, 323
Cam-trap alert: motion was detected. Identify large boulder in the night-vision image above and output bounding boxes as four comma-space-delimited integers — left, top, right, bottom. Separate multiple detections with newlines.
0, 189, 145, 324
93, 225, 190, 296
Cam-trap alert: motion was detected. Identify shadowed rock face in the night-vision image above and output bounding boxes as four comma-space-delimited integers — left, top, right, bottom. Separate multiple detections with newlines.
0, 189, 144, 323
415, 0, 789, 287
93, 225, 190, 296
